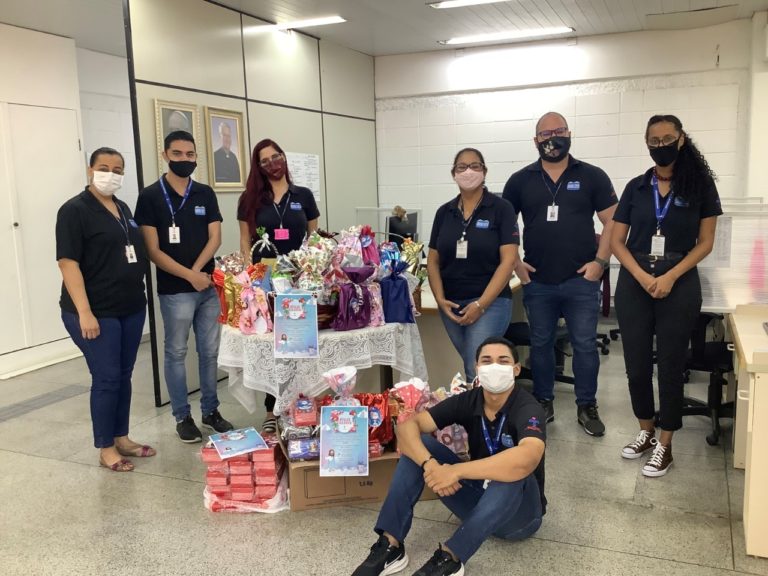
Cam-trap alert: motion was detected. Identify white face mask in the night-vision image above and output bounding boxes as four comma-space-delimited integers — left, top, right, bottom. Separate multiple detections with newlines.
92, 171, 124, 197
454, 168, 484, 190
477, 363, 515, 394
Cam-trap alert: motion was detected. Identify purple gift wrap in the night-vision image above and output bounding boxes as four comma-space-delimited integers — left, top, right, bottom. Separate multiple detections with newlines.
331, 266, 375, 331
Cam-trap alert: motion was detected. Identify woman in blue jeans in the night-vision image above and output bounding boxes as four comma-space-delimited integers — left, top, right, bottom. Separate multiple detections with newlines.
427, 147, 519, 383
56, 147, 154, 472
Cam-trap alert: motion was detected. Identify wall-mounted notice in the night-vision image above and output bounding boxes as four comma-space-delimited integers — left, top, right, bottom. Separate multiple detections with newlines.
699, 216, 732, 269
286, 152, 321, 203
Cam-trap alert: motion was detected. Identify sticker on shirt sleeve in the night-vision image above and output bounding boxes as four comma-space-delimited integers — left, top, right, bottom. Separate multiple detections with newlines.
194, 205, 206, 216
525, 416, 542, 433
290, 202, 303, 211
501, 433, 514, 448
566, 181, 581, 191
128, 218, 139, 228
475, 219, 490, 229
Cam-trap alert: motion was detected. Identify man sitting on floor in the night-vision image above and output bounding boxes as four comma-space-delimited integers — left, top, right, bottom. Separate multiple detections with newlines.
351, 336, 547, 576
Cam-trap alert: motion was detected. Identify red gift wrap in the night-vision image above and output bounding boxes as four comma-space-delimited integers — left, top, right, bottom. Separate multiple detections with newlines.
229, 462, 253, 476
231, 487, 255, 501
230, 474, 254, 487
205, 470, 229, 487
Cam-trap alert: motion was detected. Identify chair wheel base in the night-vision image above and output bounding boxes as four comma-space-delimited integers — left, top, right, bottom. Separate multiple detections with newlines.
706, 433, 719, 446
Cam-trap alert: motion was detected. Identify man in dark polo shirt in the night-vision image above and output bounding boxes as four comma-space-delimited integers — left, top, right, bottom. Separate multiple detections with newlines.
135, 130, 234, 442
502, 112, 617, 436
351, 337, 545, 576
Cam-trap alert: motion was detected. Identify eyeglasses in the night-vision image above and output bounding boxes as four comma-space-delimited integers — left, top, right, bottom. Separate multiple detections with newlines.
454, 162, 485, 173
259, 153, 283, 167
536, 127, 570, 139
647, 135, 680, 148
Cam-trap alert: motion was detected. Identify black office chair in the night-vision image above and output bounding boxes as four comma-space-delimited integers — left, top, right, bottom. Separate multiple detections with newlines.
504, 321, 575, 385
680, 312, 734, 446
386, 212, 418, 249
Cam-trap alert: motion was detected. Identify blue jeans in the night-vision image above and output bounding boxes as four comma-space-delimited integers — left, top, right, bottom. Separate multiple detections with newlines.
159, 287, 221, 421
375, 435, 542, 564
440, 297, 513, 382
62, 309, 146, 448
523, 276, 600, 405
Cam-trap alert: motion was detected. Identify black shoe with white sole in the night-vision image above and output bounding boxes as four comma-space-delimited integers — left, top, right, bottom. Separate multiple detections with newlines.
412, 546, 464, 576
352, 534, 408, 576
538, 398, 555, 423
202, 409, 234, 433
577, 404, 605, 437
176, 414, 202, 443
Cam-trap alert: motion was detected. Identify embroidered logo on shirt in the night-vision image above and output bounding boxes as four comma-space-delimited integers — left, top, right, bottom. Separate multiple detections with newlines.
290, 202, 302, 211
566, 181, 581, 191
128, 218, 138, 228
475, 219, 490, 229
194, 206, 206, 216
501, 433, 514, 448
673, 197, 690, 208
526, 416, 542, 432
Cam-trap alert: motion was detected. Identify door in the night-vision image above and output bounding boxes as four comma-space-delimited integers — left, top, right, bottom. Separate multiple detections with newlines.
9, 104, 84, 347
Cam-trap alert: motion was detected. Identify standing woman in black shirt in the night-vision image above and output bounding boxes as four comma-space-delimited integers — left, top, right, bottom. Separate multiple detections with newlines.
427, 147, 519, 383
56, 148, 154, 472
237, 138, 320, 432
611, 115, 722, 477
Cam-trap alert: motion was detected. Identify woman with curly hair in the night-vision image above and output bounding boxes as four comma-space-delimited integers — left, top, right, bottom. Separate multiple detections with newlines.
610, 115, 722, 477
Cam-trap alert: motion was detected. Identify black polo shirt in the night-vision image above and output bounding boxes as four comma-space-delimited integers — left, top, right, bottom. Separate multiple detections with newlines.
614, 168, 722, 255
237, 185, 320, 261
428, 385, 547, 512
134, 176, 223, 294
502, 156, 617, 285
429, 190, 519, 301
56, 189, 147, 317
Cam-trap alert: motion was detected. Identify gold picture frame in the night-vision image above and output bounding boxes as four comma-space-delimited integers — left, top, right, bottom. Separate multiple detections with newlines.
204, 106, 246, 191
154, 99, 201, 178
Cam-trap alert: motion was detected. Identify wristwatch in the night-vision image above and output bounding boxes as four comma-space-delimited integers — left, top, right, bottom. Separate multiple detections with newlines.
594, 257, 610, 269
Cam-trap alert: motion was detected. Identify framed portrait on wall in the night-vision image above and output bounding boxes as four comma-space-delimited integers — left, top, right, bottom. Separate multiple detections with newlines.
205, 107, 246, 191
154, 100, 200, 177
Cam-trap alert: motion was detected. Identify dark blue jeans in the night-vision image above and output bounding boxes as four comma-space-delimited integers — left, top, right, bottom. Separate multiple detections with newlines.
375, 435, 542, 564
523, 276, 600, 405
62, 309, 146, 448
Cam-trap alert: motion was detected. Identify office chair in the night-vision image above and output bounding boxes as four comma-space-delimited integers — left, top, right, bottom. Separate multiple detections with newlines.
680, 312, 734, 446
504, 321, 575, 385
386, 212, 418, 249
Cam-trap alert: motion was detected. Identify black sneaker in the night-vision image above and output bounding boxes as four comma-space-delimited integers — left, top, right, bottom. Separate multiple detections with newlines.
351, 534, 408, 576
202, 409, 234, 433
412, 546, 464, 576
176, 415, 202, 443
538, 398, 555, 423
577, 404, 605, 437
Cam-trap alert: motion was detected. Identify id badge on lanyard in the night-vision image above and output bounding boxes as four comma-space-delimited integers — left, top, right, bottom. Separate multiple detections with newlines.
456, 239, 468, 259
651, 175, 674, 258
159, 177, 192, 246
547, 204, 559, 222
125, 245, 138, 263
169, 225, 181, 244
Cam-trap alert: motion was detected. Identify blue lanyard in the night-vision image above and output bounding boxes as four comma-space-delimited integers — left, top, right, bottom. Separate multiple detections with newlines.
159, 177, 192, 224
651, 174, 674, 233
481, 414, 507, 456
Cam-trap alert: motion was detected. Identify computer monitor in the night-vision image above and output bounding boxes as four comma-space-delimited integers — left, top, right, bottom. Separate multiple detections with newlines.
386, 213, 418, 248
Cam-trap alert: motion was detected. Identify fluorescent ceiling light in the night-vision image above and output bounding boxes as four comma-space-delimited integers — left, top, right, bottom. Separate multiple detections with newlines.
429, 0, 511, 8
274, 16, 346, 30
439, 26, 574, 45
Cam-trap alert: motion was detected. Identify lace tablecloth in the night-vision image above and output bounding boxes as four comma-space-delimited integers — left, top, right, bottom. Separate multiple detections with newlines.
218, 323, 428, 413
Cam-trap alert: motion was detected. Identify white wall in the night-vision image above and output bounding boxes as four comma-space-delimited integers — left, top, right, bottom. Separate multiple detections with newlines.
747, 12, 768, 199
374, 19, 760, 242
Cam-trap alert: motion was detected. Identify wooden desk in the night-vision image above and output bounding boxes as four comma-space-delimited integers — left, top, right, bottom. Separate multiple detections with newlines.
728, 304, 768, 558
416, 277, 523, 387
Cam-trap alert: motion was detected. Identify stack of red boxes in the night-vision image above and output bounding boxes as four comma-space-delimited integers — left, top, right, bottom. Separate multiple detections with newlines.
201, 438, 285, 511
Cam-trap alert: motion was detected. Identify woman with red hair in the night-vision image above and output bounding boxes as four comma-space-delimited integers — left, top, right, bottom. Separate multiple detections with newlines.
238, 139, 320, 432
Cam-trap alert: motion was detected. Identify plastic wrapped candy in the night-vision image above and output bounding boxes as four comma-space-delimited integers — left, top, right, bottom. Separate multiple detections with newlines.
367, 281, 385, 328
354, 391, 394, 447
291, 395, 318, 427
239, 281, 272, 335
391, 377, 431, 424
380, 260, 416, 324
378, 241, 400, 274
400, 237, 424, 274
359, 225, 380, 266
321, 366, 361, 406
287, 437, 320, 461
271, 255, 298, 293
332, 267, 375, 331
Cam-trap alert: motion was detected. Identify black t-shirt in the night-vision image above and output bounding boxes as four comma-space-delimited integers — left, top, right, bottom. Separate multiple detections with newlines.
134, 177, 223, 294
503, 157, 617, 285
428, 385, 547, 512
614, 168, 722, 255
429, 190, 520, 301
237, 185, 320, 261
56, 189, 148, 317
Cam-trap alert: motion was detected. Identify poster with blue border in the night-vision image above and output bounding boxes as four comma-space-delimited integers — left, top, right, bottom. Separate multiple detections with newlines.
319, 406, 369, 477
273, 292, 319, 358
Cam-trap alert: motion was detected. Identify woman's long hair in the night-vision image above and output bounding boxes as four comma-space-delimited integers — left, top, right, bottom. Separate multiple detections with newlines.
239, 138, 293, 239
645, 114, 716, 203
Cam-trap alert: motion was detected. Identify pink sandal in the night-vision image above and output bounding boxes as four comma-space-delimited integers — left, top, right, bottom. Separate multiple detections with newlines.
116, 444, 156, 458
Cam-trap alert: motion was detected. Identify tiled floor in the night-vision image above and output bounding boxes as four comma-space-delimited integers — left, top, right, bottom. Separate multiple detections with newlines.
1, 333, 767, 576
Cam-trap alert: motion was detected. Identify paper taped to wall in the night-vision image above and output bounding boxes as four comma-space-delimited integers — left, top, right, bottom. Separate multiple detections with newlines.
286, 152, 321, 203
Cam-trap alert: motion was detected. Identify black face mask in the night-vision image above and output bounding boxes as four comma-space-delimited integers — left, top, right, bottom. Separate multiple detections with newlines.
649, 141, 680, 167
537, 136, 571, 163
168, 160, 197, 178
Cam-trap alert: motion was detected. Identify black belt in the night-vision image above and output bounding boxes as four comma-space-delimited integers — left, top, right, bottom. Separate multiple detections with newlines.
633, 251, 686, 263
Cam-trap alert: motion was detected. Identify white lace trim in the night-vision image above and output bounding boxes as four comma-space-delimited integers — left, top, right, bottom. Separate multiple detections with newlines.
218, 323, 428, 413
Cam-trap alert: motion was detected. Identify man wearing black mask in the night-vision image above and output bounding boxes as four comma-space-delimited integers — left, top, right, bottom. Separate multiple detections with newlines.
502, 112, 617, 436
135, 130, 234, 443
